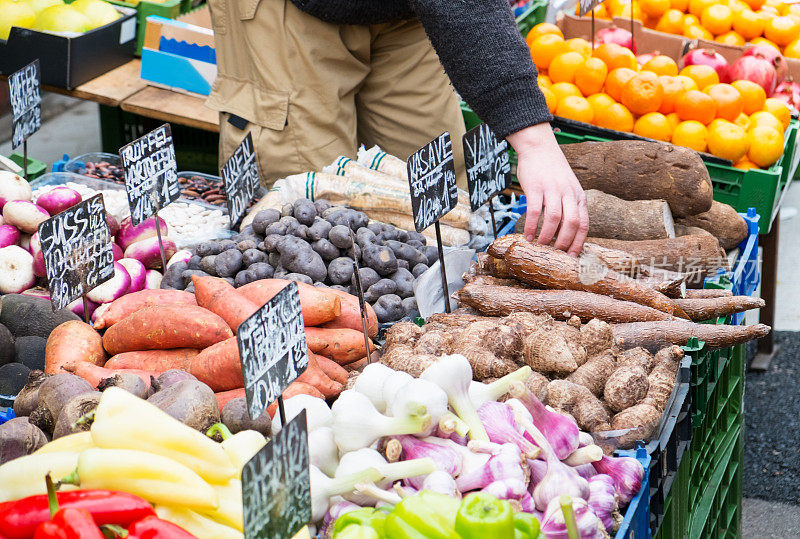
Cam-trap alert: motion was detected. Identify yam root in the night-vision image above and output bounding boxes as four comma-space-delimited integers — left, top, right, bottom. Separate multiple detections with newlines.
672, 296, 765, 321
380, 346, 439, 377
603, 367, 649, 412
579, 319, 614, 357
586, 190, 674, 240
546, 380, 611, 432
296, 355, 344, 398
616, 347, 654, 372
455, 282, 674, 323
524, 328, 584, 375
384, 321, 424, 350
609, 403, 661, 447
266, 382, 325, 419
414, 331, 454, 356
581, 243, 640, 276
566, 350, 617, 396
503, 241, 689, 318
613, 321, 771, 351
61, 362, 157, 389
585, 233, 728, 285
184, 337, 243, 392
675, 200, 749, 250
560, 140, 713, 217
684, 288, 732, 299
637, 268, 687, 299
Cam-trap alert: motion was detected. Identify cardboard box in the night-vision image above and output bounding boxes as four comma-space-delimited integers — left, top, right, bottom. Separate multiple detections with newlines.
0, 6, 136, 89
139, 6, 216, 96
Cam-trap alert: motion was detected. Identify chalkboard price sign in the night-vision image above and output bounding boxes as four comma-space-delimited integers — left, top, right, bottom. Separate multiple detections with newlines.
221, 132, 260, 228
38, 194, 115, 311
243, 410, 310, 539
463, 124, 510, 212
579, 0, 606, 15
119, 124, 180, 226
238, 282, 309, 420
406, 132, 458, 233
8, 60, 42, 150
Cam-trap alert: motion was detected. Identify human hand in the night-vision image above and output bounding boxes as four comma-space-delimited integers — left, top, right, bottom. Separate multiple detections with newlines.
506, 123, 589, 257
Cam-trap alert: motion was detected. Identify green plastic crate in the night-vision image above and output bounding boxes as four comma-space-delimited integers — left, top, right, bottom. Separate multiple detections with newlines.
516, 0, 550, 37
8, 152, 47, 181
108, 0, 186, 56
654, 441, 691, 539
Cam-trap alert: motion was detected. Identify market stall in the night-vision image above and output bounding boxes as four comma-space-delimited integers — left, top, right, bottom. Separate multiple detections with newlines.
0, 0, 793, 537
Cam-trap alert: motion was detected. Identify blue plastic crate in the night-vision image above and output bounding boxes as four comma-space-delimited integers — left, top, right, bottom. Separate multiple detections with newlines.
0, 407, 15, 425
615, 446, 652, 539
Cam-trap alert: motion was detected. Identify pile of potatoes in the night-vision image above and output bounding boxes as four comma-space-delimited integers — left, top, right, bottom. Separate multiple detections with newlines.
161, 199, 439, 323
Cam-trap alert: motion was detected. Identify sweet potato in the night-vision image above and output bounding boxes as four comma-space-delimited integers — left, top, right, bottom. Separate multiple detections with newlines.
92, 289, 197, 329
612, 321, 771, 351
503, 241, 689, 319
266, 382, 325, 419
215, 388, 246, 413
184, 337, 242, 392
192, 276, 259, 332
320, 288, 379, 337
239, 279, 341, 326
296, 355, 344, 398
44, 321, 105, 375
102, 305, 233, 355
104, 349, 200, 372
304, 327, 376, 365
61, 362, 158, 389
311, 352, 348, 385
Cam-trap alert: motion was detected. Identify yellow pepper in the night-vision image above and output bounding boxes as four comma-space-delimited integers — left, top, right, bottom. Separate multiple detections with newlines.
203, 479, 244, 532
91, 388, 236, 484
207, 423, 267, 473
0, 452, 79, 502
34, 432, 94, 454
61, 448, 218, 511
292, 526, 312, 539
156, 505, 244, 539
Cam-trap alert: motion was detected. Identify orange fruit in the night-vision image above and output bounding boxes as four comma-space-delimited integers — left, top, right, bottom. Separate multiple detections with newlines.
672, 120, 709, 151
728, 0, 750, 14
764, 15, 800, 46
734, 157, 759, 169
749, 36, 781, 50
683, 24, 714, 39
679, 64, 719, 90
747, 125, 784, 166
785, 38, 800, 59
732, 8, 765, 39
715, 30, 746, 46
731, 79, 767, 114
617, 3, 642, 19
675, 89, 717, 124
742, 0, 765, 10
689, 0, 715, 17
566, 38, 593, 58
526, 22, 563, 46
656, 9, 686, 33
701, 4, 734, 34
538, 74, 552, 88
530, 34, 567, 70
707, 121, 750, 161
593, 43, 638, 71
641, 0, 670, 18
575, 57, 609, 95
675, 75, 699, 91
705, 83, 744, 121
764, 97, 791, 129
642, 15, 660, 29
605, 67, 638, 101
642, 55, 679, 76
658, 76, 685, 113
667, 112, 682, 129
760, 5, 779, 16
541, 86, 558, 113
621, 72, 664, 114
709, 118, 733, 131
550, 82, 583, 103
682, 14, 701, 30
556, 96, 594, 123
549, 51, 586, 83
634, 112, 673, 141
594, 103, 635, 131
587, 93, 617, 115
579, 3, 610, 18
734, 112, 750, 127
749, 110, 784, 132
671, 0, 689, 11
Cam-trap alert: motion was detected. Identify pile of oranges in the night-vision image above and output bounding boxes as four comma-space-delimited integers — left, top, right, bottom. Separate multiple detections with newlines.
576, 0, 800, 59
527, 23, 792, 168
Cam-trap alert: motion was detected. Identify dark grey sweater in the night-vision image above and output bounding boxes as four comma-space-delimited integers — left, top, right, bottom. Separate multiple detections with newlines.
290, 0, 552, 139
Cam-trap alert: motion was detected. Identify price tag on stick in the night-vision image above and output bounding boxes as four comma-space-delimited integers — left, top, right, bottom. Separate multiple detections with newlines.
348, 225, 375, 364
579, 0, 606, 16
242, 410, 311, 539
8, 59, 42, 181
407, 132, 458, 313
119, 123, 180, 269
38, 194, 115, 318
238, 282, 309, 425
221, 132, 260, 229
462, 123, 510, 237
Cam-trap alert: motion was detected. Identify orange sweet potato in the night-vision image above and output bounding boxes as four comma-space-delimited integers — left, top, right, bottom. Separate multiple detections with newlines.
44, 321, 105, 375
311, 352, 348, 385
102, 304, 233, 355
215, 388, 246, 413
62, 361, 158, 388
296, 355, 344, 398
239, 279, 341, 326
184, 337, 243, 392
320, 288, 379, 337
104, 349, 199, 372
192, 276, 259, 331
304, 327, 376, 365
92, 289, 197, 329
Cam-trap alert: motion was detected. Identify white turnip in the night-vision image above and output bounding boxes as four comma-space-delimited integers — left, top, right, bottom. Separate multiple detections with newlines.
124, 237, 177, 269
167, 250, 192, 268
144, 270, 163, 289
20, 287, 50, 300
116, 216, 169, 251
35, 187, 81, 216
85, 262, 131, 304
0, 245, 35, 294
0, 225, 20, 248
28, 232, 45, 277
3, 201, 49, 234
0, 171, 32, 209
118, 258, 146, 293
19, 233, 31, 252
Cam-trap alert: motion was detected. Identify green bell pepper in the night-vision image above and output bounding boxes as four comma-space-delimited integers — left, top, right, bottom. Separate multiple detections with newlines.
382, 491, 461, 539
513, 511, 544, 539
454, 493, 515, 539
333, 507, 388, 538
334, 525, 380, 539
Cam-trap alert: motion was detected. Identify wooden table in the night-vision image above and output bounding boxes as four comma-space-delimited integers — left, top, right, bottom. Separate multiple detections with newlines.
121, 85, 218, 132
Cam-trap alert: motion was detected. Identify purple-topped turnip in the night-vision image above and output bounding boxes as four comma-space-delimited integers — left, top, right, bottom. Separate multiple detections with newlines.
85, 261, 131, 304
29, 232, 45, 278
35, 187, 81, 216
21, 287, 50, 300
0, 171, 32, 209
118, 258, 147, 293
3, 201, 49, 234
124, 236, 177, 269
144, 269, 163, 289
0, 245, 35, 294
0, 225, 20, 248
106, 213, 120, 237
67, 297, 100, 320
116, 216, 169, 251
112, 243, 123, 261
167, 250, 192, 268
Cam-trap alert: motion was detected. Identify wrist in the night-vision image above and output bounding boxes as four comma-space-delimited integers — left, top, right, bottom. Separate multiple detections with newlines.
506, 123, 557, 155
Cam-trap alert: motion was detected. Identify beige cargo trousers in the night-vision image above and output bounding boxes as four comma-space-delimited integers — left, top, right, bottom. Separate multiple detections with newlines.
205, 0, 466, 188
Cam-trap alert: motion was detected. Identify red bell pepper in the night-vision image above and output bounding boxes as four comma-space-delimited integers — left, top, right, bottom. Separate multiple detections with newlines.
0, 491, 155, 539
31, 522, 67, 539
127, 516, 198, 539
34, 509, 104, 539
